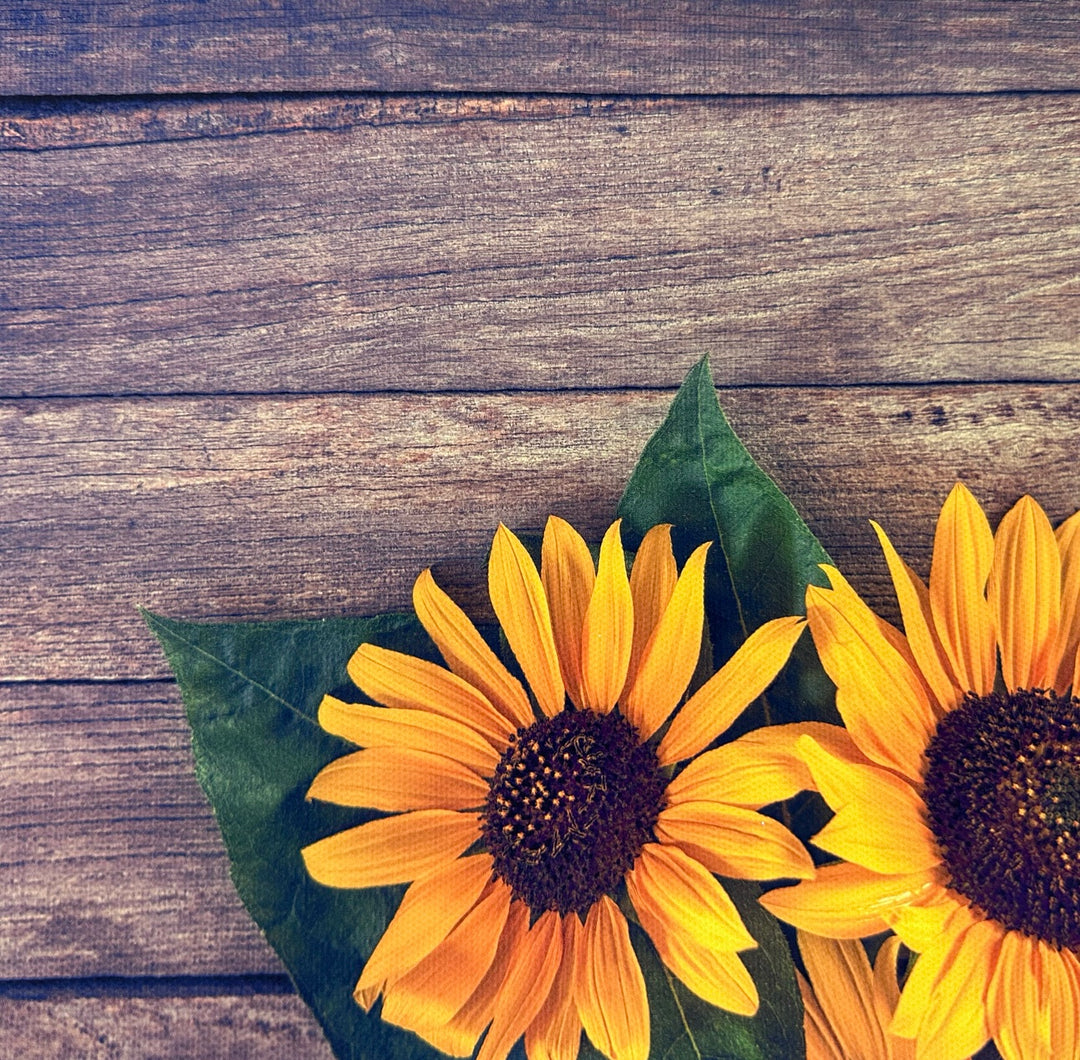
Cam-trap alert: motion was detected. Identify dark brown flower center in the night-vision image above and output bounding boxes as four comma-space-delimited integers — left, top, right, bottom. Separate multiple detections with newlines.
923, 688, 1080, 949
481, 708, 666, 917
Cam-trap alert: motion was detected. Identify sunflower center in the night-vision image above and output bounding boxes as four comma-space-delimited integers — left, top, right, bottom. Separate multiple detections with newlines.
481, 708, 666, 917
923, 688, 1080, 949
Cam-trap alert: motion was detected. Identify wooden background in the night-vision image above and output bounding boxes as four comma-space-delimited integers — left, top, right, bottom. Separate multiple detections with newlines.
4, 4, 1080, 1056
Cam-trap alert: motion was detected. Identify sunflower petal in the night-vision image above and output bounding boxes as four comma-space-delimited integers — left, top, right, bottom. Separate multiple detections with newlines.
413, 898, 530, 1058
412, 567, 534, 729
658, 614, 805, 765
761, 862, 933, 939
988, 495, 1061, 692
798, 968, 847, 1060
348, 640, 518, 746
622, 542, 711, 740
355, 853, 494, 1008
872, 520, 961, 711
541, 516, 596, 709
525, 913, 583, 1060
575, 895, 650, 1060
580, 520, 634, 712
665, 721, 865, 808
798, 735, 941, 875
478, 909, 564, 1060
306, 746, 489, 812
1053, 510, 1080, 693
928, 482, 996, 696
627, 847, 759, 1015
797, 931, 888, 1060
628, 843, 756, 951
655, 801, 814, 880
989, 931, 1080, 1060
892, 916, 999, 1059
301, 809, 480, 889
628, 524, 678, 681
381, 879, 512, 1031
489, 523, 565, 718
317, 695, 501, 776
806, 575, 934, 782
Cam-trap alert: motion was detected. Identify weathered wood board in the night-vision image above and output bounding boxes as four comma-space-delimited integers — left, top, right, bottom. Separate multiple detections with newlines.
0, 993, 334, 1058
4, 2, 1080, 96
5, 93, 1080, 397
3, 385, 1079, 684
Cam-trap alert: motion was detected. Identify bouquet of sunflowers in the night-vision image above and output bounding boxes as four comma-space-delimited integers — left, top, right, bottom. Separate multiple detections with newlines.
147, 359, 1077, 1060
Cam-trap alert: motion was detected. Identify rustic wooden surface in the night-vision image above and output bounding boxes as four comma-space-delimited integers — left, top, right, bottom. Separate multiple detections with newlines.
4, 4, 1080, 1057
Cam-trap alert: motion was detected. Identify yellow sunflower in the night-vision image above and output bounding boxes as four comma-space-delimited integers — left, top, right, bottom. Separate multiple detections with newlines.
797, 930, 920, 1060
760, 484, 1080, 1060
301, 517, 811, 1060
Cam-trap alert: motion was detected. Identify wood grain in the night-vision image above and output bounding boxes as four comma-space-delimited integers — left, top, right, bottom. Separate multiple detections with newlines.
4, 93, 1080, 398
3, 385, 1080, 684
1, 682, 279, 978
0, 992, 333, 1059
4, 2, 1080, 96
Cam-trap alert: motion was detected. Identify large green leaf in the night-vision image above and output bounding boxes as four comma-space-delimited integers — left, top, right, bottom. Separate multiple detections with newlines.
618, 356, 838, 733
143, 609, 495, 1060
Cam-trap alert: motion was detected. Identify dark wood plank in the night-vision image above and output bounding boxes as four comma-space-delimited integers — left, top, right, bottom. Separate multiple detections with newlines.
3, 386, 1080, 684
4, 2, 1080, 96
6, 94, 1080, 401
5, 93, 1080, 398
0, 992, 333, 1058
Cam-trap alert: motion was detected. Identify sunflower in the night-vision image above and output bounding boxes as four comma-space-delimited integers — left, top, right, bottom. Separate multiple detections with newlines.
760, 484, 1080, 1060
301, 517, 811, 1060
797, 930, 920, 1060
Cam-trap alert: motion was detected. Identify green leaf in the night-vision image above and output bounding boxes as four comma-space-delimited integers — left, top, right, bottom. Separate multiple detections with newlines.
618, 356, 838, 732
143, 608, 478, 1060
631, 880, 804, 1060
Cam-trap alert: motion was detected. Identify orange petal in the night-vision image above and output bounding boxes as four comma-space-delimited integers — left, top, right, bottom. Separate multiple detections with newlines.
317, 695, 501, 776
798, 736, 941, 875
797, 931, 889, 1060
541, 516, 596, 709
580, 520, 634, 712
627, 846, 758, 1015
575, 895, 650, 1060
1054, 510, 1080, 694
658, 615, 806, 764
489, 523, 565, 718
626, 843, 756, 951
989, 931, 1080, 1060
301, 809, 480, 889
805, 575, 934, 782
348, 640, 518, 747
761, 862, 933, 939
988, 495, 1061, 692
892, 915, 999, 1059
872, 520, 961, 712
355, 852, 494, 1008
412, 567, 535, 729
655, 801, 814, 881
628, 524, 678, 682
798, 968, 846, 1060
621, 542, 711, 740
525, 913, 583, 1060
478, 909, 564, 1060
381, 879, 512, 1032
664, 721, 865, 808
928, 482, 996, 695
413, 898, 530, 1058
306, 746, 489, 812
